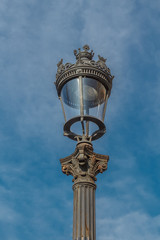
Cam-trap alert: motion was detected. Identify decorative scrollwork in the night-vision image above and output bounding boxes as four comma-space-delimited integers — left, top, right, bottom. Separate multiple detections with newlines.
55, 45, 114, 98
60, 142, 109, 184
56, 45, 114, 81
83, 44, 90, 51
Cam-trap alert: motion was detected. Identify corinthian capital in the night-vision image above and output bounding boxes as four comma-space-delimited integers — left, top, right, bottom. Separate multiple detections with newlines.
60, 142, 109, 184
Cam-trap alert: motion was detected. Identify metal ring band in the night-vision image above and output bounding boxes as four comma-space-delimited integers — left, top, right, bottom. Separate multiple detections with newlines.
63, 116, 106, 141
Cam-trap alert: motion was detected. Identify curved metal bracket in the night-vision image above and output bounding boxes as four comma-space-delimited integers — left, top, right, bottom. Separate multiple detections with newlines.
63, 116, 106, 141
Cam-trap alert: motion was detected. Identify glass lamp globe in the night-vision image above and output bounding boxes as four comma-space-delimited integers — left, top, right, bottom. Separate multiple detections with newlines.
60, 77, 109, 141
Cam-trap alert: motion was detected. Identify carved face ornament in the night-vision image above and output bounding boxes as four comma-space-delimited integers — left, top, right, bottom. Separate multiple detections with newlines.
77, 150, 88, 166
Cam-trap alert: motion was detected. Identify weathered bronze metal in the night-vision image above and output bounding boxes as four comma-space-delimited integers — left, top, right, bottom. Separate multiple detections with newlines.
63, 116, 106, 141
55, 45, 114, 240
60, 142, 109, 240
55, 44, 114, 97
60, 142, 109, 184
55, 45, 114, 142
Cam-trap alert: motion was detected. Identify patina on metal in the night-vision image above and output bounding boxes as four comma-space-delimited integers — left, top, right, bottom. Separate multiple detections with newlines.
60, 141, 109, 240
55, 45, 114, 96
55, 45, 114, 240
55, 45, 114, 142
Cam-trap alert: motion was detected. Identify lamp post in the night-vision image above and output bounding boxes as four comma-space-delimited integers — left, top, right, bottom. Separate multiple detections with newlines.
55, 45, 114, 240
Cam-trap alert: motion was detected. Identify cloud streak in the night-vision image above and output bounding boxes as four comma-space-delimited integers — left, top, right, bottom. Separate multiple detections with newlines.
97, 211, 160, 240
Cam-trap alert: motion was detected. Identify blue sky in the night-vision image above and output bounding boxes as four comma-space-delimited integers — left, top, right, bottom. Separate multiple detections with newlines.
0, 0, 160, 239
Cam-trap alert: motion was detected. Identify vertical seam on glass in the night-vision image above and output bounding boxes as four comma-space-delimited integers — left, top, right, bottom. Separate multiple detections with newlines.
59, 96, 67, 122
102, 93, 109, 122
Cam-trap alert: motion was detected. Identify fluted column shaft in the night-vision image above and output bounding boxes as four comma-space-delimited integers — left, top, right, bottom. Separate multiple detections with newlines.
73, 182, 96, 240
60, 142, 109, 240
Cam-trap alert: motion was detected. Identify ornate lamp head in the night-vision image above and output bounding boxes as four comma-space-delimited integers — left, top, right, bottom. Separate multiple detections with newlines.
55, 45, 114, 142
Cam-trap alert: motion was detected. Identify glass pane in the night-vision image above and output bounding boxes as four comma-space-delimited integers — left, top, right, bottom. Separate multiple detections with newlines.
61, 78, 80, 108
61, 77, 108, 138
82, 77, 106, 108
82, 77, 107, 121
61, 78, 80, 120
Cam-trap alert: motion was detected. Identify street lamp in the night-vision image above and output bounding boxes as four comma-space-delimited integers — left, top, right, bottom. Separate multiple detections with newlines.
55, 45, 114, 240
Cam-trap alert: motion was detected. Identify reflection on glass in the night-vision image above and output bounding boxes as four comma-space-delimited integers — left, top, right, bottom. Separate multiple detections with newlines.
83, 77, 106, 109
61, 78, 80, 109
61, 77, 108, 138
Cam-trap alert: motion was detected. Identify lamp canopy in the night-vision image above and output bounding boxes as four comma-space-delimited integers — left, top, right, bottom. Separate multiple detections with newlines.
55, 45, 114, 96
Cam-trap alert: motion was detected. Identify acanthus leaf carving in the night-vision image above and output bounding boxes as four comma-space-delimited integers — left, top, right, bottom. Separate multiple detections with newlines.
60, 143, 109, 184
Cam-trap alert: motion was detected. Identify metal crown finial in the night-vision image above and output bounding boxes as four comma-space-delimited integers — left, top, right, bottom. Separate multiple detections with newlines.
74, 44, 94, 60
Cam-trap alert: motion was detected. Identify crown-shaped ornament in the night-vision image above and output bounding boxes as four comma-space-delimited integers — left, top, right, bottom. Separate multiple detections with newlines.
74, 45, 94, 61
55, 44, 114, 98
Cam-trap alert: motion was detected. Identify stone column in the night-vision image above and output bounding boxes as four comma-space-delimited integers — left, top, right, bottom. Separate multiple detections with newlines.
60, 142, 109, 240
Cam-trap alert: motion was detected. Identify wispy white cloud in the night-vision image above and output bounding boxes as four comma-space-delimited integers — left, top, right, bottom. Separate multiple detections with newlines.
0, 201, 20, 223
97, 211, 160, 240
97, 170, 160, 239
